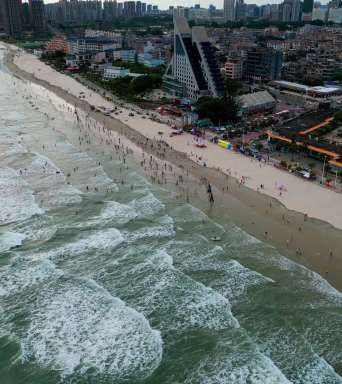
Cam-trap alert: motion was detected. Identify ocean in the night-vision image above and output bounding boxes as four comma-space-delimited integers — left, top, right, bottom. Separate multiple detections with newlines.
0, 48, 341, 384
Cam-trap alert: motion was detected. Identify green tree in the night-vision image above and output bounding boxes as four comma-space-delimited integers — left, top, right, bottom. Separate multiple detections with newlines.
334, 111, 342, 123
196, 96, 239, 125
334, 72, 342, 82
129, 74, 162, 94
108, 76, 132, 97
224, 79, 243, 96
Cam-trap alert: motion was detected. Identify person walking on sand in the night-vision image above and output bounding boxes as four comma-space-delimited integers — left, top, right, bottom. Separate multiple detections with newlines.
209, 192, 214, 204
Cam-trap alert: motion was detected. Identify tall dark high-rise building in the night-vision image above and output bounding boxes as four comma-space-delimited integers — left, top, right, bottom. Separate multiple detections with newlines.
22, 2, 31, 27
123, 1, 136, 17
0, 7, 3, 29
1, 0, 22, 38
302, 0, 314, 13
29, 0, 46, 33
302, 0, 313, 20
235, 0, 246, 20
224, 0, 236, 22
136, 1, 142, 16
103, 0, 118, 21
141, 3, 146, 14
245, 47, 283, 81
117, 2, 123, 16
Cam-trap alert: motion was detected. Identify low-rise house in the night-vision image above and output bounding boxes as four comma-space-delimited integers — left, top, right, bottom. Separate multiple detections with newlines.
46, 36, 69, 53
65, 53, 93, 67
68, 37, 118, 55
103, 66, 143, 80
272, 80, 342, 99
238, 90, 276, 115
137, 53, 164, 67
103, 67, 130, 80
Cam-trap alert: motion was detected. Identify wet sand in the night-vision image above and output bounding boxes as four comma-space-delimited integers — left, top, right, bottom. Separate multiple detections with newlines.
5, 47, 342, 292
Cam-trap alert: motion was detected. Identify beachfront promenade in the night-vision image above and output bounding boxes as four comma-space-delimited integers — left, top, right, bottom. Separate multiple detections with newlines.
11, 47, 342, 231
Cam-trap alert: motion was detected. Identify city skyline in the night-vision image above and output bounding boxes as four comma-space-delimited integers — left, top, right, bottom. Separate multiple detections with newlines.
41, 0, 328, 10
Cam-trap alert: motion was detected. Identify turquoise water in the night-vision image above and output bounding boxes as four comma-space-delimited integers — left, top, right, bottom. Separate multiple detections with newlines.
0, 48, 341, 384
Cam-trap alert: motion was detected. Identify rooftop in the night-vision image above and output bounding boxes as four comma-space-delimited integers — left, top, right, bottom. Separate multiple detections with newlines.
273, 80, 341, 95
239, 90, 276, 108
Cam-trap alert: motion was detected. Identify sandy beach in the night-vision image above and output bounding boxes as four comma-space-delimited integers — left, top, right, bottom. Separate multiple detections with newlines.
4, 43, 342, 291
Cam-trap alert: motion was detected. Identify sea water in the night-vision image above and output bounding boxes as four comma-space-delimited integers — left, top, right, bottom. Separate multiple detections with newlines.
0, 48, 341, 384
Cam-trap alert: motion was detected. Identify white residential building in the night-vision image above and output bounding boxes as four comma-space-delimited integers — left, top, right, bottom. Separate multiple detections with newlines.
103, 67, 130, 79
328, 8, 342, 23
68, 38, 118, 54
312, 7, 329, 22
166, 16, 225, 100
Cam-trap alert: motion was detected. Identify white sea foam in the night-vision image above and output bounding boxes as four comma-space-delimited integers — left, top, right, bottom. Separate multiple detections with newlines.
71, 201, 137, 229
89, 201, 137, 226
25, 154, 83, 207
156, 214, 174, 225
21, 278, 163, 380
116, 250, 239, 332
123, 224, 175, 243
0, 231, 26, 252
0, 259, 62, 297
54, 144, 118, 191
0, 137, 26, 159
211, 259, 274, 302
30, 228, 124, 264
185, 352, 292, 384
298, 358, 342, 384
163, 240, 273, 303
252, 250, 342, 305
11, 215, 57, 243
130, 193, 165, 218
171, 204, 209, 223
0, 167, 43, 224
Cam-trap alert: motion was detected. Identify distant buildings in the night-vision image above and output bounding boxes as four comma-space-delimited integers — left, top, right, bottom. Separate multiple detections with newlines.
245, 46, 283, 81
311, 5, 342, 22
1, 0, 22, 38
302, 0, 314, 20
220, 0, 342, 24
103, 0, 118, 22
279, 0, 301, 22
68, 37, 119, 55
312, 6, 329, 22
224, 0, 237, 22
165, 16, 225, 100
123, 1, 136, 17
328, 7, 342, 23
224, 58, 243, 80
45, 0, 157, 25
29, 0, 46, 33
0, 0, 47, 37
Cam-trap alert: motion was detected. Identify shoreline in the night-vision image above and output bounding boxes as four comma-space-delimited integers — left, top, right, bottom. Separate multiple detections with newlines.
4, 45, 342, 292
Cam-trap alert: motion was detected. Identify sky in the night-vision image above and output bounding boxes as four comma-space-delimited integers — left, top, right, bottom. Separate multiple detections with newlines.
42, 0, 286, 9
